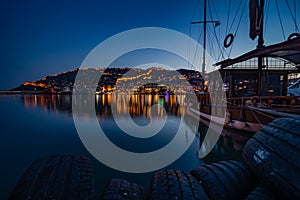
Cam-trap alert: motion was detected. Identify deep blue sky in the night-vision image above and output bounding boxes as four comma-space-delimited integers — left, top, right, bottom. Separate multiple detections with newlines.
0, 0, 298, 89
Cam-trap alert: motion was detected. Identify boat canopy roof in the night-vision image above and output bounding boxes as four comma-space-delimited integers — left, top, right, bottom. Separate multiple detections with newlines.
215, 38, 300, 69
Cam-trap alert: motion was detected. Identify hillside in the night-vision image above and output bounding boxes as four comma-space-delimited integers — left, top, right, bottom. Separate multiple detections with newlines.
12, 68, 202, 92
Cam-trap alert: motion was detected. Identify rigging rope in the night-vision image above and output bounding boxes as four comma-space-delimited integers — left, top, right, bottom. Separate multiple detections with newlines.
207, 0, 227, 61
209, 0, 231, 59
191, 25, 203, 71
191, 0, 201, 22
207, 25, 217, 61
295, 0, 297, 32
285, 0, 299, 33
264, 0, 270, 38
228, 0, 243, 34
250, 108, 275, 120
248, 109, 266, 127
189, 25, 192, 69
275, 0, 286, 39
189, 0, 202, 70
225, 0, 231, 36
211, 0, 221, 22
228, 0, 247, 57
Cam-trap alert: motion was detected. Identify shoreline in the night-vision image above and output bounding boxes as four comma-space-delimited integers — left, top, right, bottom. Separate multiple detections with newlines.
0, 90, 44, 95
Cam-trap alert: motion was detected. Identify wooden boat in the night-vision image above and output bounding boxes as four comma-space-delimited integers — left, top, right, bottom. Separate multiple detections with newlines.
186, 92, 300, 134
186, 0, 300, 134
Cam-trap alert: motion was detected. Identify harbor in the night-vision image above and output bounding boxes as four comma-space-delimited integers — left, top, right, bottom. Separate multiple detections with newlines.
1, 0, 300, 199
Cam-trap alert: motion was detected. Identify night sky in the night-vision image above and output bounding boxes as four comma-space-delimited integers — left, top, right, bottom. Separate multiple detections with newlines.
0, 0, 298, 89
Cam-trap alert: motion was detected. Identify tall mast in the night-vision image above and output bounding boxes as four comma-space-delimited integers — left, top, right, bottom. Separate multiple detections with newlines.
191, 0, 219, 74
202, 0, 207, 74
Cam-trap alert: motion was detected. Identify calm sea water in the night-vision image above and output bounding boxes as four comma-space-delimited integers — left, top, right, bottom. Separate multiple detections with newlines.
0, 94, 242, 199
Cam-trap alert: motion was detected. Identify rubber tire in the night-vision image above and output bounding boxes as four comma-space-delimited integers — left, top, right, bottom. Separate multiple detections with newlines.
150, 170, 209, 200
242, 118, 300, 199
100, 178, 150, 200
288, 32, 300, 40
9, 155, 95, 200
190, 160, 257, 200
245, 184, 277, 200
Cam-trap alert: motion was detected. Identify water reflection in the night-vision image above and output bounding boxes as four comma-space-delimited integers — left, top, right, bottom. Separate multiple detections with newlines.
22, 94, 246, 154
23, 94, 72, 114
0, 94, 246, 199
23, 94, 186, 118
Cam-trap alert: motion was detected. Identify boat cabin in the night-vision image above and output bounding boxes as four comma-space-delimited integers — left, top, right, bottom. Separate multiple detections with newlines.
209, 38, 300, 98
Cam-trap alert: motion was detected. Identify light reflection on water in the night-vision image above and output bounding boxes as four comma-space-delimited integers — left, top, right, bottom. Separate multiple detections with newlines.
22, 94, 185, 117
0, 94, 242, 199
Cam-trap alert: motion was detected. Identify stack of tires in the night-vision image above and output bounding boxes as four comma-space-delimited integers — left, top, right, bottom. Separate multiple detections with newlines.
189, 160, 257, 200
242, 118, 300, 199
10, 155, 95, 200
100, 160, 257, 200
100, 118, 299, 200
101, 178, 150, 200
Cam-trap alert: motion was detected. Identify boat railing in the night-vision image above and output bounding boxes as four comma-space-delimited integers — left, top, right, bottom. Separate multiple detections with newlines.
194, 93, 300, 109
